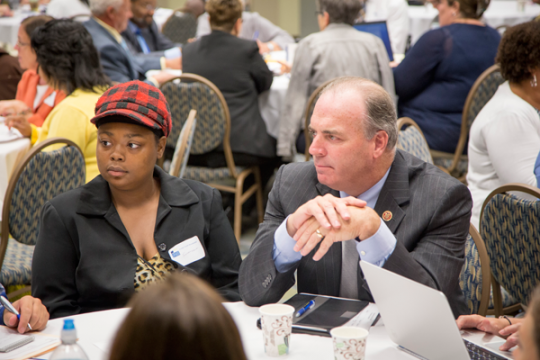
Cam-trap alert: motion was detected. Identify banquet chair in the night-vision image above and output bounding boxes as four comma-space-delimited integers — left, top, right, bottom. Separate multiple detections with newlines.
160, 74, 263, 241
432, 64, 504, 182
396, 117, 433, 164
459, 224, 491, 316
480, 183, 540, 317
0, 138, 85, 299
169, 109, 197, 179
162, 10, 198, 45
304, 79, 336, 161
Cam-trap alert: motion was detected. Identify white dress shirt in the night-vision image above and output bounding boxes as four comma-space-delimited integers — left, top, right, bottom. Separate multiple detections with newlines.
272, 168, 397, 273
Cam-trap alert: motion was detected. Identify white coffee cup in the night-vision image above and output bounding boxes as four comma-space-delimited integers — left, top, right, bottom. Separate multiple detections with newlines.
330, 326, 369, 360
259, 304, 295, 357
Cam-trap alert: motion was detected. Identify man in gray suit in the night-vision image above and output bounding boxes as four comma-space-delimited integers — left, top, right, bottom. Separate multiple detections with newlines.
239, 77, 471, 317
85, 0, 177, 86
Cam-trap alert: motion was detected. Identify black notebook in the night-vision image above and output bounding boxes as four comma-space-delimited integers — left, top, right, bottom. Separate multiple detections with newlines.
285, 293, 370, 337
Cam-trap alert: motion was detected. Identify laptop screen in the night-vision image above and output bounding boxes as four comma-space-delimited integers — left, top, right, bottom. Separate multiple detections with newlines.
353, 21, 394, 62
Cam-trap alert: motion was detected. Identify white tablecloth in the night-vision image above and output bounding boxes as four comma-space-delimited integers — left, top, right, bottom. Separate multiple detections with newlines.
0, 137, 31, 217
0, 13, 24, 47
38, 303, 417, 360
408, 1, 540, 44
259, 74, 289, 139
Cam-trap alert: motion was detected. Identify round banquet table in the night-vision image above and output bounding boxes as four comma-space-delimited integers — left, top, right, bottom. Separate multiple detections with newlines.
0, 137, 31, 218
37, 302, 419, 360
259, 74, 290, 139
0, 12, 24, 47
408, 1, 540, 45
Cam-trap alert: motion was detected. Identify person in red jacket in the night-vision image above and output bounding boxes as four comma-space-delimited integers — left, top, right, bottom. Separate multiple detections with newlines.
0, 15, 65, 127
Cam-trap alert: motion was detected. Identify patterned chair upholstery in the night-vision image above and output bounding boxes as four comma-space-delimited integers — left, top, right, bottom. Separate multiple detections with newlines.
162, 11, 197, 45
169, 110, 197, 179
432, 64, 505, 181
396, 117, 433, 164
480, 183, 540, 316
161, 74, 263, 240
0, 138, 85, 295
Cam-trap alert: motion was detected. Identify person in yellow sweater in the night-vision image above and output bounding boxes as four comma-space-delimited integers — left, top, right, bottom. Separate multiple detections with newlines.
7, 19, 110, 183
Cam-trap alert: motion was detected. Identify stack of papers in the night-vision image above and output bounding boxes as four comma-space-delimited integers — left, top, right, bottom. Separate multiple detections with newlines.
0, 326, 60, 360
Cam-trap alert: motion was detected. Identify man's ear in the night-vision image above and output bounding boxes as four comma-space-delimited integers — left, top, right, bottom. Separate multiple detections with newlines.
372, 131, 389, 158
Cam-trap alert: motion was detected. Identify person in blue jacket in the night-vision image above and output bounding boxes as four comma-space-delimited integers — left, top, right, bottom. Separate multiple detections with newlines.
393, 0, 500, 154
0, 283, 49, 333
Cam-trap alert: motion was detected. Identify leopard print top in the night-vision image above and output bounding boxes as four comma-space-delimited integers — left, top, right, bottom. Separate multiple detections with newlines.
134, 253, 176, 292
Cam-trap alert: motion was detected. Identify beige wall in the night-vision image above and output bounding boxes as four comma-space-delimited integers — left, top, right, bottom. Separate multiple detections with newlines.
157, 0, 302, 37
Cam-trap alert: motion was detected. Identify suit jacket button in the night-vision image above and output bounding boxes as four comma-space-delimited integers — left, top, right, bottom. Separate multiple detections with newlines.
158, 243, 167, 251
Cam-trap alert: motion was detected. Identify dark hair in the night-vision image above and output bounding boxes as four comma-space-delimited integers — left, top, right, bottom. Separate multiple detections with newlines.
206, 0, 242, 32
529, 286, 540, 358
496, 21, 540, 84
21, 15, 54, 39
447, 0, 490, 19
108, 273, 248, 360
317, 0, 362, 26
31, 19, 110, 95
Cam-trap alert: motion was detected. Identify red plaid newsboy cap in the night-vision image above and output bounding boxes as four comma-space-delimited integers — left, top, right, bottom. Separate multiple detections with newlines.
91, 81, 172, 137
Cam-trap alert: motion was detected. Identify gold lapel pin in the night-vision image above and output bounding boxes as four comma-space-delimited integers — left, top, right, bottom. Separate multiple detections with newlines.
382, 211, 393, 222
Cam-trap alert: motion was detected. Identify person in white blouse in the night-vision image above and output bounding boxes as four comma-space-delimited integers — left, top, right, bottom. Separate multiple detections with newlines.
46, 0, 91, 19
467, 21, 540, 229
363, 0, 409, 55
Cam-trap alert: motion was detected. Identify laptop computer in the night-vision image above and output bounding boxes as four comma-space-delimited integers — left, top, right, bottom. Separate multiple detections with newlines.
353, 21, 394, 61
360, 260, 514, 360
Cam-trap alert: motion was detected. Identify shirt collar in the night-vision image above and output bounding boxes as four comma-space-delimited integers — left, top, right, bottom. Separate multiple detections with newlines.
94, 16, 123, 44
128, 20, 141, 35
76, 166, 199, 216
340, 166, 392, 209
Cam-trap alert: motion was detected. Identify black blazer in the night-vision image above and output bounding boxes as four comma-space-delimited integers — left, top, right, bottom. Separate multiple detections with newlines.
239, 151, 472, 317
32, 167, 241, 319
182, 30, 276, 158
122, 20, 177, 56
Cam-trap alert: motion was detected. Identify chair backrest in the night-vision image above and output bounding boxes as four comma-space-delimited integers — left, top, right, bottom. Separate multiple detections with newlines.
396, 117, 434, 164
459, 224, 491, 315
161, 10, 197, 44
480, 183, 540, 314
160, 74, 238, 177
169, 109, 197, 178
0, 138, 85, 270
304, 79, 336, 161
447, 65, 504, 173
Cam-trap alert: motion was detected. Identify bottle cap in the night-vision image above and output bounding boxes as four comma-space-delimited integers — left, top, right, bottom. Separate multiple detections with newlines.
63, 319, 75, 330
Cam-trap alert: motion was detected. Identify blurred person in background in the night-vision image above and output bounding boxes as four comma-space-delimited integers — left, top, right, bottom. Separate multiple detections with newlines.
46, 0, 91, 18
84, 0, 178, 86
393, 0, 500, 154
0, 15, 65, 126
108, 273, 247, 360
0, 48, 21, 101
362, 0, 410, 55
467, 20, 540, 229
121, 0, 182, 59
277, 0, 395, 160
183, 0, 278, 187
6, 19, 110, 182
196, 0, 294, 54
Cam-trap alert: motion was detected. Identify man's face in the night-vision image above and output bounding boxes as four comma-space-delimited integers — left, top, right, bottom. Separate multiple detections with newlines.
111, 0, 133, 32
309, 89, 378, 196
131, 0, 156, 27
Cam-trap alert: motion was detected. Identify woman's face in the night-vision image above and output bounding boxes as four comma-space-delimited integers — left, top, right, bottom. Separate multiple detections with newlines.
432, 0, 459, 27
514, 313, 539, 360
96, 121, 166, 191
15, 26, 38, 71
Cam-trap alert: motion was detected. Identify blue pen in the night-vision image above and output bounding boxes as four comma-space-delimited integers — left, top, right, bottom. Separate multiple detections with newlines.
0, 295, 32, 330
295, 300, 315, 317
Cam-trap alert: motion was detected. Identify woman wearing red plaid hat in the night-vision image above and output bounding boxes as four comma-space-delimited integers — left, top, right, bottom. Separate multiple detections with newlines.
6, 19, 110, 183
32, 81, 242, 319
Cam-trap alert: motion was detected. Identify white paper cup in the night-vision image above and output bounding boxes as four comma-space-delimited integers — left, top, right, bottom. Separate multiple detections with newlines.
330, 326, 369, 360
259, 304, 295, 357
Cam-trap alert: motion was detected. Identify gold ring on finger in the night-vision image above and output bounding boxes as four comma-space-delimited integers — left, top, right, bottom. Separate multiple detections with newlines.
315, 229, 324, 238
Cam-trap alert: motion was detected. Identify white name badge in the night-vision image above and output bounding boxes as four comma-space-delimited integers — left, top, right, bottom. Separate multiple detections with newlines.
168, 236, 205, 266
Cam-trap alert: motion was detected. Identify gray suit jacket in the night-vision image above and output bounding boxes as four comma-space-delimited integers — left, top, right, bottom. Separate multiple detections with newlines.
239, 150, 471, 317
84, 18, 160, 84
277, 23, 396, 158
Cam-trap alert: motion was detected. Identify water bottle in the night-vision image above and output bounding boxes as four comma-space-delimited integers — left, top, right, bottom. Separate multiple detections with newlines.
49, 319, 89, 360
